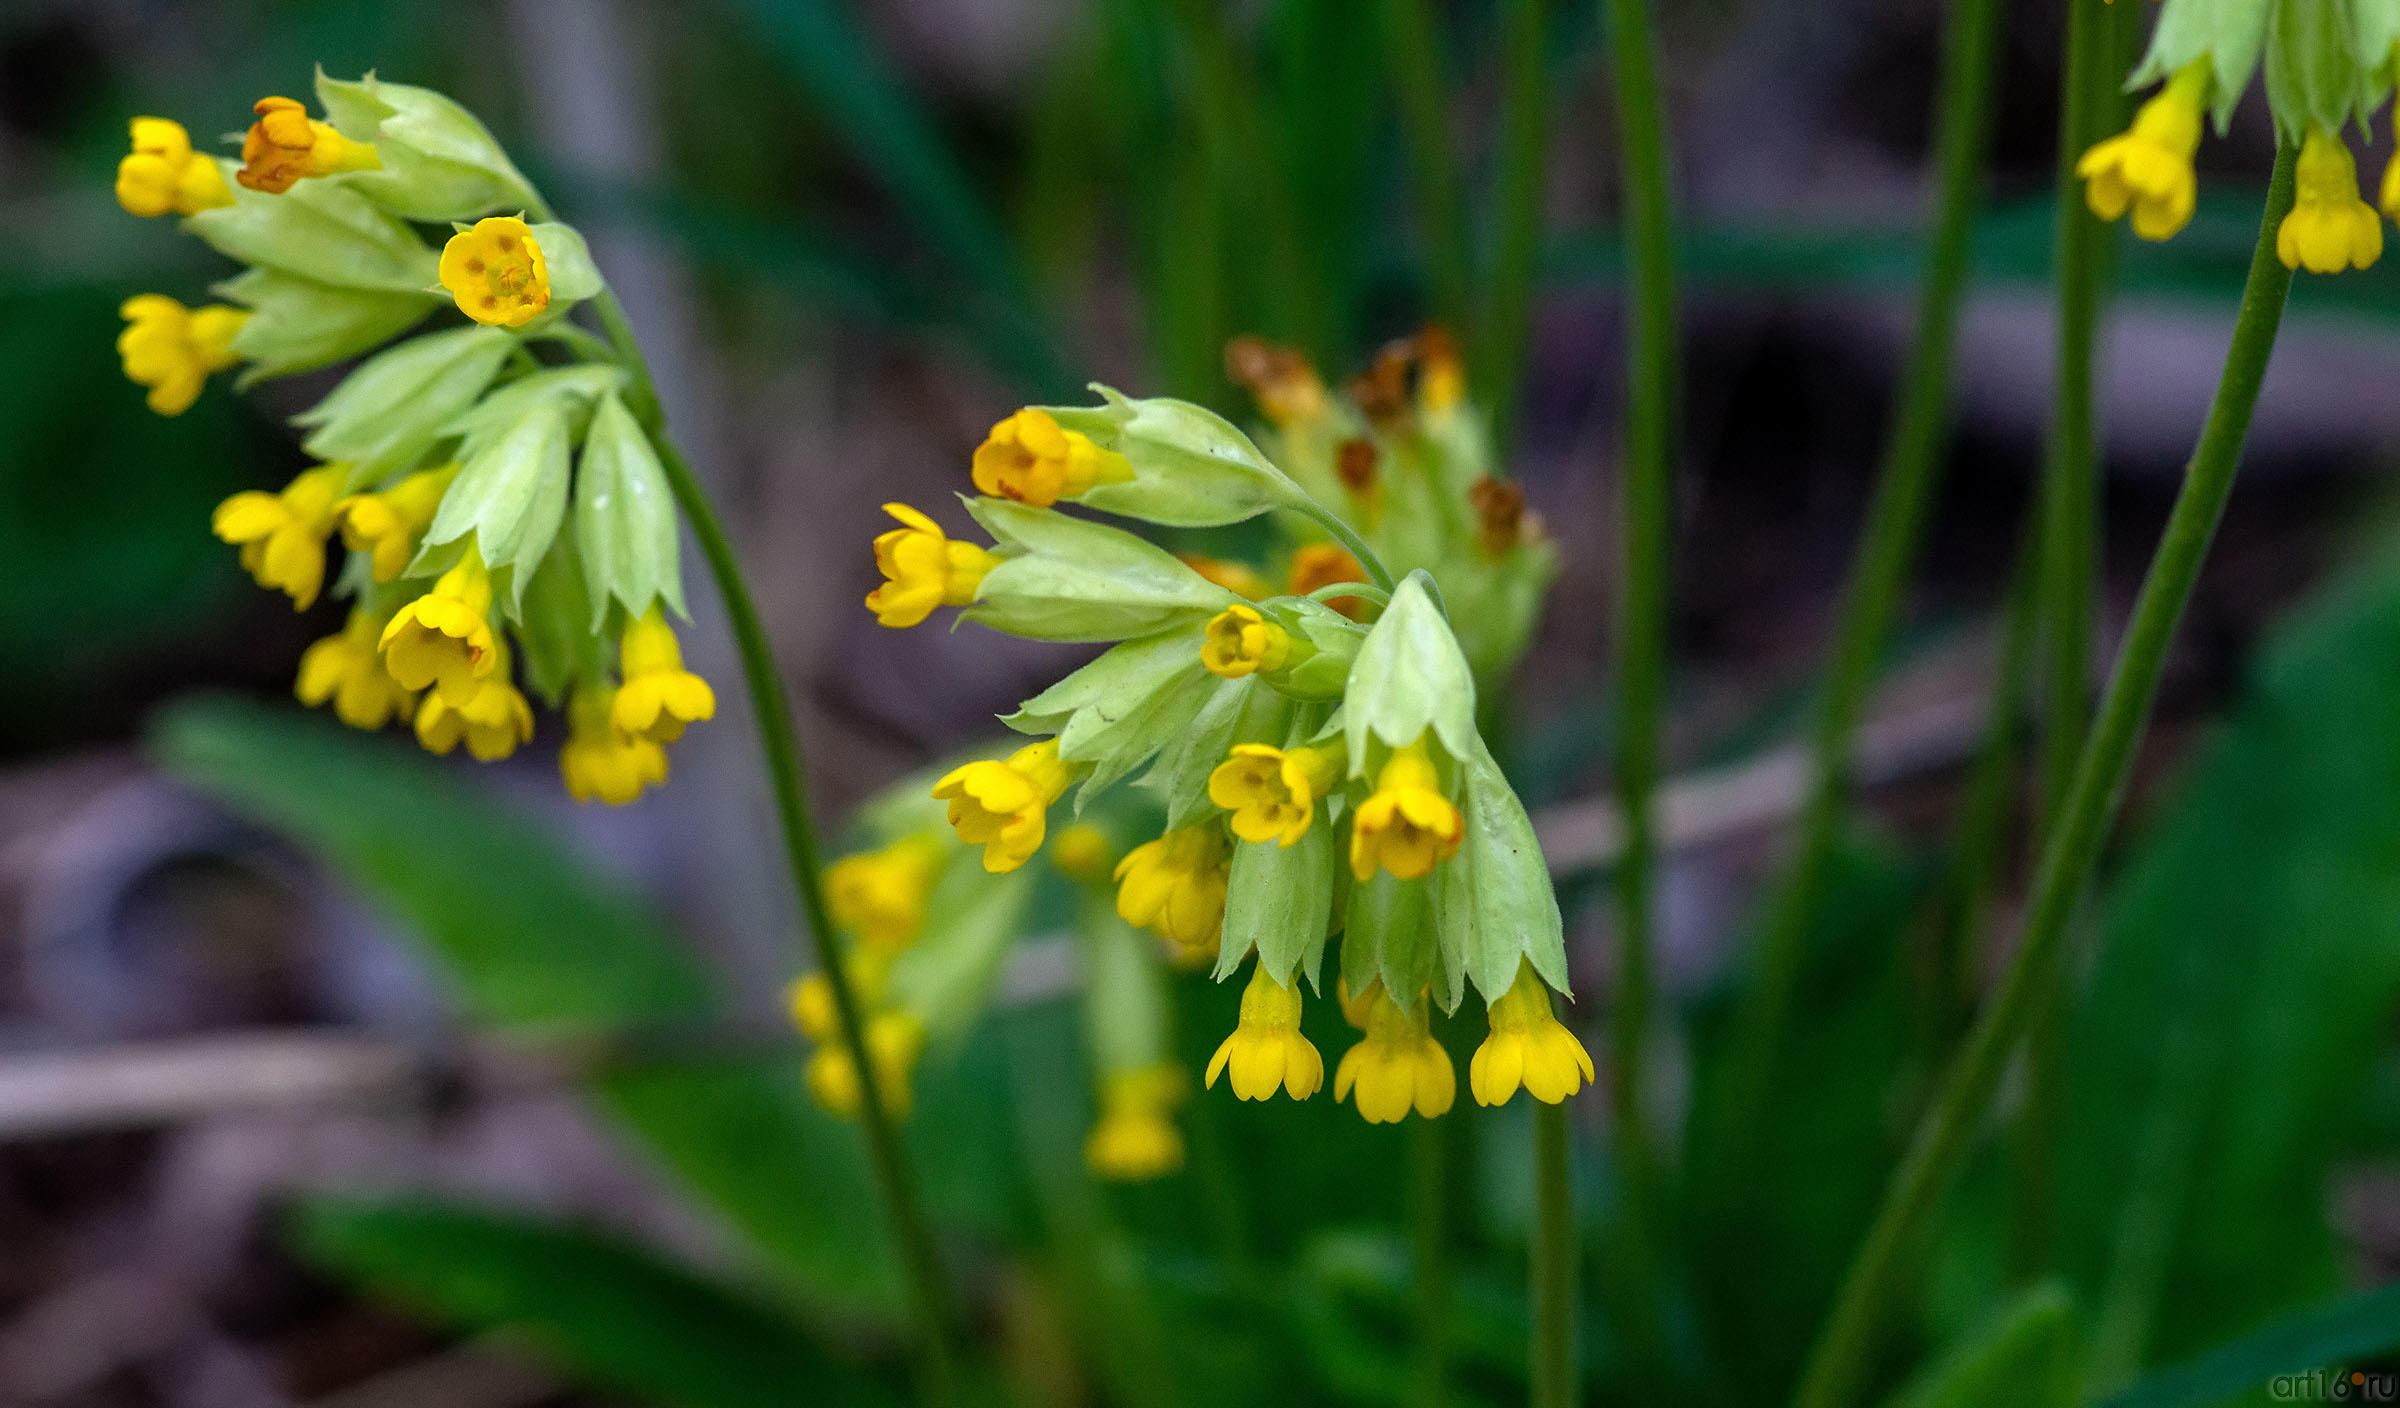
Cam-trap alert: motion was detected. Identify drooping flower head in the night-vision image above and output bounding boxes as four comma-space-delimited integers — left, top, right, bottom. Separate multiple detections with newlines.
212, 464, 345, 610
1114, 823, 1231, 962
865, 502, 1000, 627
2278, 125, 2383, 275
1469, 961, 1594, 1107
1085, 1063, 1188, 1182
380, 552, 500, 706
120, 295, 246, 416
1205, 964, 1323, 1101
335, 465, 458, 582
1334, 983, 1456, 1124
237, 95, 380, 193
1349, 739, 1465, 882
559, 681, 669, 805
295, 607, 417, 731
613, 605, 716, 743
115, 117, 232, 217
826, 835, 946, 951
933, 739, 1074, 873
1201, 603, 1292, 678
1209, 742, 1341, 846
439, 216, 551, 327
970, 408, 1129, 507
2077, 59, 2207, 242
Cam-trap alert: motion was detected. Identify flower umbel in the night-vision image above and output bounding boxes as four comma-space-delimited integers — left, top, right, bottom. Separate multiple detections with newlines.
933, 739, 1074, 873
212, 464, 344, 610
826, 835, 945, 951
559, 682, 668, 805
296, 608, 416, 730
613, 606, 716, 743
237, 95, 380, 193
866, 502, 1000, 627
1349, 739, 1464, 882
1114, 824, 1231, 960
1209, 742, 1342, 846
380, 552, 500, 705
115, 117, 232, 217
1085, 1063, 1188, 1181
1206, 965, 1324, 1101
1469, 961, 1594, 1107
335, 465, 458, 582
2278, 126, 2383, 274
1334, 984, 1457, 1123
970, 408, 1129, 507
120, 295, 246, 416
439, 216, 551, 327
1201, 603, 1292, 678
2077, 59, 2206, 242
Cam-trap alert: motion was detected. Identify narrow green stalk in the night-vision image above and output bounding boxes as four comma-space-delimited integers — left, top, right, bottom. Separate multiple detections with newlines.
1601, 0, 1675, 1377
1531, 1101, 1577, 1408
1382, 0, 1475, 341
1410, 1115, 1451, 1408
1717, 0, 2005, 1144
588, 291, 959, 1392
1296, 499, 1399, 591
1481, 0, 1553, 453
1788, 142, 2297, 1408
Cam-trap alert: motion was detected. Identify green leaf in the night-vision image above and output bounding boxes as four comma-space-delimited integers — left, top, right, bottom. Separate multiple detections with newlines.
149, 696, 903, 1316
2097, 1281, 2400, 1408
290, 1195, 900, 1408
1883, 1283, 2082, 1408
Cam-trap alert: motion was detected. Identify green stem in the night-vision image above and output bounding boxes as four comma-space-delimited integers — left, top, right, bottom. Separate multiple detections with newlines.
1717, 0, 2005, 1146
1482, 0, 1553, 455
588, 291, 959, 1392
1295, 498, 1399, 591
1602, 0, 1675, 1377
1410, 1115, 1451, 1408
1787, 141, 2296, 1408
1531, 1100, 1576, 1408
1382, 0, 1475, 342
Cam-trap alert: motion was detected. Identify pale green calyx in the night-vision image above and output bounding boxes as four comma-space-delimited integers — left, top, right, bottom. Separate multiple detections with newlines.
2131, 0, 2273, 131
296, 324, 514, 478
1044, 385, 1313, 528
418, 367, 623, 609
2262, 0, 2372, 141
574, 391, 686, 630
185, 169, 437, 293
1255, 595, 1368, 702
963, 495, 1243, 642
1435, 737, 1568, 1005
1342, 570, 1479, 776
1216, 818, 1340, 989
316, 69, 540, 222
1005, 628, 1217, 806
216, 266, 433, 386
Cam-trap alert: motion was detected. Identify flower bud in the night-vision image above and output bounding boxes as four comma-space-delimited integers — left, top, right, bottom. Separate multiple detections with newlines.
963, 495, 1243, 642
1041, 386, 1313, 528
315, 71, 540, 221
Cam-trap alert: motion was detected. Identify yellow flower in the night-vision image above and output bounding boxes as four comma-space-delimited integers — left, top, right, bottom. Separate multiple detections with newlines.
1417, 324, 1465, 416
2278, 126, 2383, 275
211, 464, 344, 610
784, 962, 889, 1043
1349, 740, 1463, 882
1206, 965, 1323, 1101
296, 608, 417, 730
559, 682, 669, 805
115, 117, 232, 217
415, 668, 536, 763
1050, 822, 1118, 883
969, 408, 1129, 507
804, 1011, 926, 1119
933, 739, 1074, 873
1085, 1064, 1187, 1181
1179, 555, 1272, 601
1208, 741, 1342, 846
1469, 962, 1595, 1107
381, 553, 501, 706
613, 606, 716, 743
334, 465, 459, 582
1334, 985, 1456, 1123
236, 95, 380, 194
1200, 603, 1291, 678
2382, 118, 2400, 223
2076, 59, 2206, 242
119, 295, 246, 417
865, 502, 1000, 627
439, 216, 551, 328
1223, 336, 1329, 427
1113, 824, 1230, 959
826, 835, 945, 951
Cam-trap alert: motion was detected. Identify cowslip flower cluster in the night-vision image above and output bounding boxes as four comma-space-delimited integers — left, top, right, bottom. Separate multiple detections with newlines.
838, 334, 1578, 1168
116, 73, 710, 804
2083, 0, 2400, 273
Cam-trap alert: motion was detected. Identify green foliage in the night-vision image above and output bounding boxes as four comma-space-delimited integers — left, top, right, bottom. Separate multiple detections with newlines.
290, 1196, 902, 1408
2097, 1280, 2400, 1408
1882, 1284, 2081, 1408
